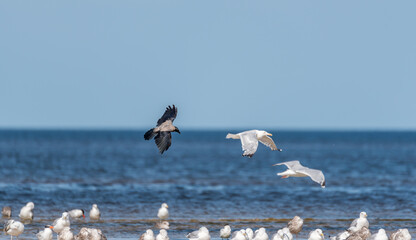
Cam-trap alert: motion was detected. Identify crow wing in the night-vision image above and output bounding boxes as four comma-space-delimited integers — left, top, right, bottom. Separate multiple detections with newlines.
157, 105, 177, 126
155, 132, 172, 154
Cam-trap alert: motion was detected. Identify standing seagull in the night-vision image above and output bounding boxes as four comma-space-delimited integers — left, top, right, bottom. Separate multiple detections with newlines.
2, 206, 12, 218
37, 225, 54, 240
68, 209, 85, 219
144, 105, 180, 154
52, 212, 70, 234
273, 161, 326, 188
390, 229, 411, 240
370, 229, 388, 240
156, 229, 169, 240
226, 130, 282, 157
4, 220, 24, 240
89, 204, 100, 220
220, 225, 232, 239
187, 227, 211, 240
308, 229, 324, 240
157, 203, 169, 222
19, 202, 34, 221
348, 212, 369, 232
140, 229, 156, 240
287, 216, 303, 239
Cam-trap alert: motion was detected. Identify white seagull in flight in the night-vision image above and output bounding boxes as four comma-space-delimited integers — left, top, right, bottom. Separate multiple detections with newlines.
226, 130, 282, 157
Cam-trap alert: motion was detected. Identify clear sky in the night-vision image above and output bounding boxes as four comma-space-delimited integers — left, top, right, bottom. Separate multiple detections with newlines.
1, 1, 415, 130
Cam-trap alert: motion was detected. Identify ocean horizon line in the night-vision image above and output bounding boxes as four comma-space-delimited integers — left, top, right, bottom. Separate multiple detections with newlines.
0, 127, 416, 132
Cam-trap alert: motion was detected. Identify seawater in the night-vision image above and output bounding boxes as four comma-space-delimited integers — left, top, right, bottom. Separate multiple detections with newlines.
0, 130, 415, 239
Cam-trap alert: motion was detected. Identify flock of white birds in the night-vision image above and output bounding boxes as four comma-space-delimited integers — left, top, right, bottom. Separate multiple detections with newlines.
181, 212, 411, 240
2, 202, 103, 240
3, 201, 411, 240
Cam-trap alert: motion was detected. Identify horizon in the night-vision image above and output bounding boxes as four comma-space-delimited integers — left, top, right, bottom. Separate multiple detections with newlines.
1, 126, 416, 132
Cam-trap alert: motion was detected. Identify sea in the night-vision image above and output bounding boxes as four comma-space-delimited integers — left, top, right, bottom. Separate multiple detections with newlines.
0, 130, 415, 239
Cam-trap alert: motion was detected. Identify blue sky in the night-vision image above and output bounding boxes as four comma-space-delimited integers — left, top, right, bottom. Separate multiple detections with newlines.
1, 1, 415, 130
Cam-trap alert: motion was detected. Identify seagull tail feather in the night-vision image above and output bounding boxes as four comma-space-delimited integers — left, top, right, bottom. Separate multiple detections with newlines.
144, 128, 156, 140
226, 133, 239, 139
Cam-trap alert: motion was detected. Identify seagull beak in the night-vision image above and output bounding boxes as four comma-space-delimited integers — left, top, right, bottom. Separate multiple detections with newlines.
267, 133, 272, 136
49, 226, 54, 229
321, 233, 324, 237
83, 214, 85, 218
166, 205, 169, 208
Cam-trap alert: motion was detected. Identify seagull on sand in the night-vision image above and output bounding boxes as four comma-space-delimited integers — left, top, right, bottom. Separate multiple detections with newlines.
36, 225, 53, 240
308, 229, 324, 240
156, 221, 170, 229
330, 231, 350, 240
68, 209, 85, 219
52, 212, 70, 233
226, 130, 281, 157
370, 229, 388, 240
144, 105, 180, 154
346, 227, 370, 240
4, 220, 24, 240
287, 216, 303, 239
19, 202, 34, 221
220, 225, 231, 239
156, 229, 169, 240
273, 161, 326, 188
2, 206, 12, 218
58, 227, 74, 240
272, 230, 284, 240
253, 228, 269, 240
390, 229, 411, 240
140, 229, 156, 240
231, 229, 249, 240
245, 229, 254, 240
89, 204, 101, 220
187, 227, 211, 240
75, 227, 107, 240
157, 203, 169, 221
348, 212, 369, 232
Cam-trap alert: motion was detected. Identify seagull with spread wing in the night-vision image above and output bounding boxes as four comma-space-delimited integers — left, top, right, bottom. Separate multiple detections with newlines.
144, 105, 180, 154
273, 160, 326, 188
226, 130, 282, 157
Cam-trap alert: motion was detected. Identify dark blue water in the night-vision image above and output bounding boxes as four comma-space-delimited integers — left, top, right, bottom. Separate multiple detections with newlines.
0, 130, 415, 239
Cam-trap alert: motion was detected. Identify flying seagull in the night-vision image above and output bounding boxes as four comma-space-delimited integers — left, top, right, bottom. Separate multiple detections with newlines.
144, 105, 180, 154
226, 130, 282, 157
273, 160, 326, 188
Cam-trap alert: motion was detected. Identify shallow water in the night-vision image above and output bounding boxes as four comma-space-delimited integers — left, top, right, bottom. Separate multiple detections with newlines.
0, 130, 415, 239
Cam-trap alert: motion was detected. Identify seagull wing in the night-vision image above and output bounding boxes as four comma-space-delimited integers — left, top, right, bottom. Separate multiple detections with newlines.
4, 220, 13, 232
154, 132, 172, 154
157, 105, 178, 126
186, 230, 199, 239
297, 167, 326, 188
273, 160, 302, 169
258, 135, 278, 150
139, 233, 146, 240
349, 218, 358, 229
240, 132, 259, 157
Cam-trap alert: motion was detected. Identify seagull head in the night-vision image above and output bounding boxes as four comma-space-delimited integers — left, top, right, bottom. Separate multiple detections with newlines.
316, 229, 324, 237
257, 130, 272, 137
27, 202, 35, 209
360, 212, 367, 218
162, 203, 169, 208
